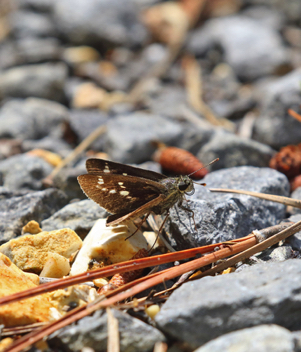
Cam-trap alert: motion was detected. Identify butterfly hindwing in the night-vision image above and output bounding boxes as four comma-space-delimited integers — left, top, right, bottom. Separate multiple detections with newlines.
86, 158, 167, 181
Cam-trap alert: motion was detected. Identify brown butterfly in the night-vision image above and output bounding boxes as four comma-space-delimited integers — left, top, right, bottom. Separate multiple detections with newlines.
78, 158, 216, 227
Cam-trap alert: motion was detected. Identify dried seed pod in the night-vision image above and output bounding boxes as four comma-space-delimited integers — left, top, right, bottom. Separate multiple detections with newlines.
98, 248, 148, 295
269, 144, 301, 179
153, 146, 208, 179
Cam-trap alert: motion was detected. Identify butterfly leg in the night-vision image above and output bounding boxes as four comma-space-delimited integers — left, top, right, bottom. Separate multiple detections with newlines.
178, 201, 197, 231
149, 211, 170, 252
125, 212, 151, 241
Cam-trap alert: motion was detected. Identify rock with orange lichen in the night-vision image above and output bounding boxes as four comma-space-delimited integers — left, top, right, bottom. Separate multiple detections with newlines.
0, 228, 82, 274
0, 253, 56, 327
22, 220, 42, 235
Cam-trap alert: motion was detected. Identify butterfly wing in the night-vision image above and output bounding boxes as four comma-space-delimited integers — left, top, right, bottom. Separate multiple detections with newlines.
106, 194, 166, 226
77, 173, 167, 215
86, 158, 167, 181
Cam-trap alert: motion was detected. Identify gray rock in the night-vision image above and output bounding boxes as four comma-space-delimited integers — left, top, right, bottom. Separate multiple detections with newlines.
242, 6, 285, 31
9, 10, 57, 38
292, 331, 301, 352
145, 85, 187, 119
69, 109, 108, 151
188, 15, 288, 81
50, 309, 165, 352
201, 66, 255, 120
0, 98, 69, 140
0, 154, 53, 190
194, 325, 295, 352
156, 259, 301, 349
256, 245, 294, 262
0, 63, 67, 101
42, 199, 108, 238
53, 0, 148, 48
105, 113, 184, 163
166, 166, 289, 249
241, 0, 301, 24
177, 121, 215, 156
289, 188, 301, 215
22, 136, 72, 158
0, 188, 68, 243
197, 130, 276, 171
54, 165, 87, 201
253, 69, 301, 149
285, 214, 301, 252
13, 37, 61, 64
15, 0, 55, 12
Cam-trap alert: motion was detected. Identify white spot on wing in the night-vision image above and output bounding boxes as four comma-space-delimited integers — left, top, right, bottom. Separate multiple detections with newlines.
98, 177, 104, 185
110, 190, 116, 194
118, 182, 124, 186
123, 173, 127, 176
102, 188, 107, 191
104, 169, 110, 173
120, 191, 130, 196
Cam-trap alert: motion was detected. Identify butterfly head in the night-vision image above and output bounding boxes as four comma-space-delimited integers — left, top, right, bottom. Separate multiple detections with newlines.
177, 175, 195, 195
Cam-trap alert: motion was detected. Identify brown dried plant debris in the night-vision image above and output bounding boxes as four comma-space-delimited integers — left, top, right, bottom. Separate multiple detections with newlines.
153, 145, 208, 179
99, 248, 149, 295
269, 144, 301, 179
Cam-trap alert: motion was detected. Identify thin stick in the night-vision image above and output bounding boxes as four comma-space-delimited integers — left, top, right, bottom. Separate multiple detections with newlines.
209, 188, 301, 209
190, 220, 301, 280
43, 125, 106, 185
182, 55, 235, 131
288, 108, 301, 123
107, 308, 120, 352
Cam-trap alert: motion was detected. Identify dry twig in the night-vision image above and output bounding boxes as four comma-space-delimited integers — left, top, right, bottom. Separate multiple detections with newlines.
43, 125, 106, 186
209, 188, 301, 209
182, 55, 235, 131
288, 108, 301, 123
107, 308, 120, 352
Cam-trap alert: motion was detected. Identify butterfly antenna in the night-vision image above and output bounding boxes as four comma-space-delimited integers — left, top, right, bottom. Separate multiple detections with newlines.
188, 158, 219, 177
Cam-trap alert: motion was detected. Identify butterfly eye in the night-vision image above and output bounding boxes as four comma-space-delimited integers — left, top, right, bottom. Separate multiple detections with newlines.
178, 181, 189, 191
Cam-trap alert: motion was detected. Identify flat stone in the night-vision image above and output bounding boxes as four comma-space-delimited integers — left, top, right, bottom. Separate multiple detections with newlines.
69, 109, 108, 151
0, 188, 68, 243
22, 136, 72, 158
9, 10, 57, 38
42, 199, 108, 238
188, 15, 288, 81
286, 214, 301, 251
0, 98, 69, 140
0, 63, 67, 101
194, 325, 295, 352
197, 130, 275, 171
105, 113, 184, 163
252, 69, 301, 149
0, 154, 52, 190
50, 309, 165, 352
15, 0, 55, 12
166, 166, 289, 249
14, 37, 61, 64
53, 0, 148, 48
156, 259, 301, 349
53, 164, 88, 201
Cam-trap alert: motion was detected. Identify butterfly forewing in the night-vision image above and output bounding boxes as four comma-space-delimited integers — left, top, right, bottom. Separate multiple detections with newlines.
86, 158, 167, 181
77, 173, 166, 215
